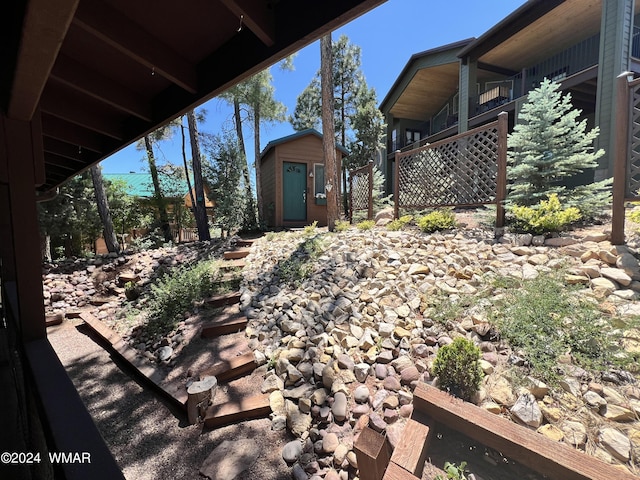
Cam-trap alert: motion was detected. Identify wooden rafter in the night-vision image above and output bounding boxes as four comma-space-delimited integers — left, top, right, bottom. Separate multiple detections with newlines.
41, 84, 124, 140
50, 54, 153, 122
41, 114, 106, 154
72, 1, 198, 94
219, 0, 275, 47
8, 0, 79, 120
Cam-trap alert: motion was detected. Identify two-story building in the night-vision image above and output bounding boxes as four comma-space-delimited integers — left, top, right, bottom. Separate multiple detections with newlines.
380, 0, 638, 194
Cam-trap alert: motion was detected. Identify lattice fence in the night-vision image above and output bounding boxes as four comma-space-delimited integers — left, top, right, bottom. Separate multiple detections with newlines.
627, 78, 640, 198
394, 112, 508, 227
349, 162, 373, 222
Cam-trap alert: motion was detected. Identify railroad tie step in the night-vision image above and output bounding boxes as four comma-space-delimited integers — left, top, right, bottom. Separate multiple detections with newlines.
203, 393, 271, 429
45, 313, 64, 327
201, 312, 248, 338
222, 248, 251, 260
219, 259, 246, 271
198, 352, 256, 382
204, 291, 241, 308
235, 238, 257, 248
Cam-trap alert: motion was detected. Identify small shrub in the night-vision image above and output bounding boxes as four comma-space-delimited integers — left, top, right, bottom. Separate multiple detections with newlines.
629, 208, 640, 227
356, 220, 375, 230
386, 214, 413, 231
303, 221, 318, 237
435, 461, 468, 480
146, 260, 218, 335
417, 209, 456, 233
334, 220, 351, 232
432, 337, 483, 402
510, 194, 581, 234
277, 236, 325, 285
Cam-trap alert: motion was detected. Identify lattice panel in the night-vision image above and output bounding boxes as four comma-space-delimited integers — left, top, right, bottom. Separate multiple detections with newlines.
351, 172, 370, 210
397, 127, 499, 210
628, 83, 640, 197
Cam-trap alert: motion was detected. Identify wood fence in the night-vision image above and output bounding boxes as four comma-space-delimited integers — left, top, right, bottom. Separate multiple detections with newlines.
612, 71, 640, 244
393, 111, 508, 228
349, 162, 374, 222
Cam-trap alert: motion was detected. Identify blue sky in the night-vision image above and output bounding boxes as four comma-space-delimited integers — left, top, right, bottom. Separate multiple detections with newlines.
101, 0, 527, 174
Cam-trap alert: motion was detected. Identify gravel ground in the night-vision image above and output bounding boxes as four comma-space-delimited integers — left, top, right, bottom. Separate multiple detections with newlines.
48, 319, 292, 480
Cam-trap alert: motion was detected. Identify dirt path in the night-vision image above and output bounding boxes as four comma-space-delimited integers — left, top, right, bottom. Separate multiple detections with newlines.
48, 318, 291, 480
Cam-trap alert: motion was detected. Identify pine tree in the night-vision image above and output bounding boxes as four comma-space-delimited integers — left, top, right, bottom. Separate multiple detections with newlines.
507, 78, 610, 217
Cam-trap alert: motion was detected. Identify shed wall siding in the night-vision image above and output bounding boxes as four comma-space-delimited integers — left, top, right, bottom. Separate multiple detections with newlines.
261, 151, 277, 226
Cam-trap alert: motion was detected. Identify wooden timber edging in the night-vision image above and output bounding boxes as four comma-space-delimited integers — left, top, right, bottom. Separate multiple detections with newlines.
358, 383, 638, 480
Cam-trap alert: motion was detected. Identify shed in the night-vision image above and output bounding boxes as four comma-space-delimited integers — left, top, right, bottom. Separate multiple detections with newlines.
259, 129, 349, 228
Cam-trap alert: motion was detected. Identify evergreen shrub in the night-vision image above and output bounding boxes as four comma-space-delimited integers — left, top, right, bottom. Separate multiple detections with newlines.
432, 337, 483, 402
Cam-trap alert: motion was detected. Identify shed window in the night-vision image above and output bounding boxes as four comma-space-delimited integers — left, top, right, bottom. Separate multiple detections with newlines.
314, 164, 325, 197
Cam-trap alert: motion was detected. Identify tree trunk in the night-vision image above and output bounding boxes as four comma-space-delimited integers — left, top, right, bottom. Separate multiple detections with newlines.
187, 376, 217, 424
254, 103, 264, 227
41, 233, 51, 263
233, 98, 257, 230
321, 33, 339, 232
90, 165, 120, 253
187, 110, 211, 241
144, 135, 171, 241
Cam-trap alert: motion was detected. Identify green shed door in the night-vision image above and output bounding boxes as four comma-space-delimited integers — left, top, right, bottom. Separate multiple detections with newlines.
283, 162, 307, 221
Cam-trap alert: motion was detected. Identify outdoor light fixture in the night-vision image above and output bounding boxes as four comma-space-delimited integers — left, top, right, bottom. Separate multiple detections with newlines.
309, 171, 314, 177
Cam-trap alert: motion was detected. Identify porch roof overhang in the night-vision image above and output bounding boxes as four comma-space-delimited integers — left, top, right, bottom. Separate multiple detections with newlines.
260, 128, 350, 160
379, 39, 473, 122
2, 0, 386, 194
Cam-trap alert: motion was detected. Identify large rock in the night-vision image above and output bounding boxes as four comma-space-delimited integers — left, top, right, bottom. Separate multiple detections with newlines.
510, 394, 543, 427
598, 428, 631, 462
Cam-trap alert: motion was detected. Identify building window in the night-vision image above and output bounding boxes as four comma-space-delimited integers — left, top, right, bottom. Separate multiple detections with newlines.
405, 129, 421, 146
313, 164, 325, 198
391, 129, 398, 151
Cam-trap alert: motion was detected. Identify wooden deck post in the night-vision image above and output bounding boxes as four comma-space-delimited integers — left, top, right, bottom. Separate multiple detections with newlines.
348, 169, 354, 223
611, 72, 633, 245
393, 151, 400, 219
354, 427, 391, 480
495, 111, 508, 229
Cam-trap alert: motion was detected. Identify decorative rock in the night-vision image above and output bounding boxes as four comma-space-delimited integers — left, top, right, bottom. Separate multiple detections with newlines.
332, 392, 348, 422
510, 394, 543, 428
537, 424, 564, 442
354, 363, 370, 382
282, 440, 303, 464
561, 420, 587, 446
602, 404, 636, 422
333, 443, 349, 465
322, 432, 340, 454
199, 439, 259, 480
286, 400, 312, 437
583, 391, 606, 410
354, 385, 370, 404
400, 366, 420, 385
486, 376, 516, 407
601, 267, 632, 286
156, 346, 173, 361
598, 428, 631, 462
369, 412, 387, 433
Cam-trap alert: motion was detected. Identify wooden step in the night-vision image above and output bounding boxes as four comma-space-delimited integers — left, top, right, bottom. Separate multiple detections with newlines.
201, 311, 248, 338
223, 248, 251, 260
204, 291, 241, 308
199, 352, 256, 382
203, 393, 270, 429
45, 313, 64, 327
219, 259, 246, 271
236, 238, 258, 248
214, 272, 242, 284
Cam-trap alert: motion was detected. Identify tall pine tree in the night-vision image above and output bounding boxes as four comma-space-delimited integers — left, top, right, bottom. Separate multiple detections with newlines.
507, 78, 610, 217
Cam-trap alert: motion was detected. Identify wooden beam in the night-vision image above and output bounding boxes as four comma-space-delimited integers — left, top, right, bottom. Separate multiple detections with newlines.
203, 393, 270, 429
40, 84, 124, 140
204, 291, 241, 308
219, 0, 276, 47
45, 152, 85, 171
41, 114, 106, 154
50, 53, 153, 122
43, 136, 95, 162
8, 0, 79, 120
382, 462, 421, 480
354, 427, 392, 480
389, 417, 432, 477
199, 352, 256, 382
73, 1, 197, 94
413, 383, 638, 480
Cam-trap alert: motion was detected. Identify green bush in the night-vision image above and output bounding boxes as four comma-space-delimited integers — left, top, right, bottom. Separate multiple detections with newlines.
386, 214, 413, 231
417, 209, 456, 233
432, 337, 483, 402
146, 260, 218, 335
356, 220, 375, 230
277, 236, 325, 286
334, 220, 351, 232
303, 221, 318, 237
510, 194, 581, 234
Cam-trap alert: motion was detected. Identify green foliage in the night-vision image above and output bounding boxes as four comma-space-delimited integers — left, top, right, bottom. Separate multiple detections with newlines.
386, 215, 413, 231
510, 194, 581, 234
276, 236, 325, 286
417, 209, 456, 233
203, 132, 246, 237
303, 221, 318, 237
435, 462, 468, 480
492, 273, 630, 382
334, 220, 351, 232
145, 260, 219, 336
356, 220, 375, 230
628, 207, 640, 228
506, 78, 610, 215
432, 338, 483, 402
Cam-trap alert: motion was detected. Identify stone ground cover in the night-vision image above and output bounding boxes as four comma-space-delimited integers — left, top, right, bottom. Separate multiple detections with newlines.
45, 213, 640, 479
